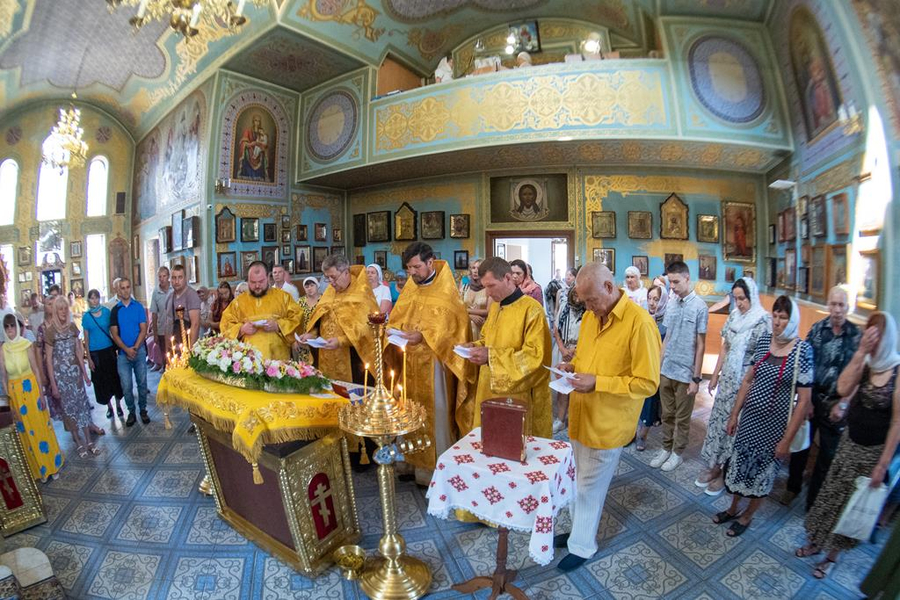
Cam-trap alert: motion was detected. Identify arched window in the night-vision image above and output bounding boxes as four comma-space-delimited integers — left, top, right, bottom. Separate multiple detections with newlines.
86, 156, 108, 217
0, 159, 18, 226
36, 154, 68, 222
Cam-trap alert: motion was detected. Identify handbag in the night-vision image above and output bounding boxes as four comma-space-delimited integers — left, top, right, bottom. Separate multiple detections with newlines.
785, 344, 811, 453
832, 476, 889, 540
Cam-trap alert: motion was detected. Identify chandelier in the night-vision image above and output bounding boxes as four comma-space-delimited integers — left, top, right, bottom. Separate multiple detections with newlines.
42, 94, 89, 171
107, 0, 267, 38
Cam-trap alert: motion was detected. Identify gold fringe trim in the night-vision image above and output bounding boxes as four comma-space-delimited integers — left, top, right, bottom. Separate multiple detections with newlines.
359, 439, 369, 465
252, 462, 263, 485
163, 412, 173, 430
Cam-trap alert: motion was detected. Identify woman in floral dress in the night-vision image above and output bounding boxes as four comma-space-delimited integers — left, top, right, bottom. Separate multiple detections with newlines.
44, 296, 97, 457
697, 277, 770, 495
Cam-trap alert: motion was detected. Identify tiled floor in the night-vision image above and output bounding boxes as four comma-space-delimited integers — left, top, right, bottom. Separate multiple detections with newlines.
1, 373, 887, 599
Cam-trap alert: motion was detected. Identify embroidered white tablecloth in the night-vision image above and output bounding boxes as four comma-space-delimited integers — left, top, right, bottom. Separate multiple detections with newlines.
426, 427, 576, 566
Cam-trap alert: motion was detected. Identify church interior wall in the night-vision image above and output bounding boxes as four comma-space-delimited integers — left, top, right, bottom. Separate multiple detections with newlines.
0, 102, 133, 305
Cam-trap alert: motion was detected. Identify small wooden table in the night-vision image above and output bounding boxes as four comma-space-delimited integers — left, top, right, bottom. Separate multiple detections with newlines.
451, 526, 528, 600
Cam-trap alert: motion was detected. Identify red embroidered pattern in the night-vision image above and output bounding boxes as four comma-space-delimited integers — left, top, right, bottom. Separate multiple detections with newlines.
525, 471, 548, 484
488, 463, 511, 475
550, 441, 569, 450
535, 516, 553, 533
508, 481, 517, 489
518, 495, 539, 514
454, 454, 474, 465
449, 475, 468, 491
471, 442, 483, 450
482, 486, 504, 504
437, 463, 445, 470
567, 464, 576, 480
538, 455, 559, 465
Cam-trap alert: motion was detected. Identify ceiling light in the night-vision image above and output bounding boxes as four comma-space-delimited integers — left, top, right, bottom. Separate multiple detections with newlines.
768, 179, 796, 190
505, 45, 515, 54
107, 0, 266, 39
42, 93, 88, 171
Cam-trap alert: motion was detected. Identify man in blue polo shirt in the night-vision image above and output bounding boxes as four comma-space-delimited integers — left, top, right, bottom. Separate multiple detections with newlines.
110, 278, 150, 427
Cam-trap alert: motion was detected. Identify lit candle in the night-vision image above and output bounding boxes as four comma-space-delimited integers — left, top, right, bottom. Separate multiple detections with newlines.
235, 0, 247, 17
402, 346, 407, 403
136, 0, 149, 19
398, 385, 403, 404
363, 363, 369, 398
390, 369, 395, 398
189, 3, 202, 28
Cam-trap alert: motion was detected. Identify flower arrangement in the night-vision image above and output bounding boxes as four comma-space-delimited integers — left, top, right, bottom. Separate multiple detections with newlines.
188, 337, 329, 394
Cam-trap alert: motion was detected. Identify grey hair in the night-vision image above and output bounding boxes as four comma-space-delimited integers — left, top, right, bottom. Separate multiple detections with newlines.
321, 254, 350, 272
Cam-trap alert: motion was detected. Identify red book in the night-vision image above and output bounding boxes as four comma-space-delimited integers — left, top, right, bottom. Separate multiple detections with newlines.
480, 398, 526, 462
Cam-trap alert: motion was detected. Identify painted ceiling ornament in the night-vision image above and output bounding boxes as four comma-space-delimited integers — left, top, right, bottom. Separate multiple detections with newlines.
4, 125, 22, 146
383, 0, 542, 22
95, 126, 112, 144
296, 0, 384, 42
0, 0, 22, 39
106, 0, 268, 39
305, 88, 359, 163
688, 35, 765, 124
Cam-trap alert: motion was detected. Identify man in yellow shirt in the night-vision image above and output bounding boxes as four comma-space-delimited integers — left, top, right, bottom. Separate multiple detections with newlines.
220, 262, 302, 361
555, 263, 661, 571
462, 257, 551, 437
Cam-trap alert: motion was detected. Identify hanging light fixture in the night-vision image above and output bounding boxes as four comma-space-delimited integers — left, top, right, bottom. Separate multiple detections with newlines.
42, 93, 89, 171
106, 0, 267, 39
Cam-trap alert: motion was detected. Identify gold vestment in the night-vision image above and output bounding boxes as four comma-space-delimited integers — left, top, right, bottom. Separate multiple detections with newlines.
220, 287, 301, 361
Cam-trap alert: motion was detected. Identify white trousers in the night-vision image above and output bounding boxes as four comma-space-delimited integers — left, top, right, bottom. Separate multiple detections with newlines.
567, 440, 623, 558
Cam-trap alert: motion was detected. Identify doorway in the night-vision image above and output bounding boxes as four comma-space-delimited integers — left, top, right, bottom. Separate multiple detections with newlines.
486, 230, 573, 289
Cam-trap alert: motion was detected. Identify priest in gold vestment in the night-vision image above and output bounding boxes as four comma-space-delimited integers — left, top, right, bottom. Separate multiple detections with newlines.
462, 257, 552, 438
220, 262, 302, 361
389, 243, 474, 482
299, 254, 378, 384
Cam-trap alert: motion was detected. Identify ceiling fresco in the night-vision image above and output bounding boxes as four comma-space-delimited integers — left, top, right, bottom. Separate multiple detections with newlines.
224, 26, 365, 92
303, 139, 788, 190
0, 0, 782, 138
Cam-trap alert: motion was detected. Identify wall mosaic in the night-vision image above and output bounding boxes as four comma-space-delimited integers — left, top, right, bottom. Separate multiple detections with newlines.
371, 64, 671, 159
300, 70, 367, 177
217, 88, 290, 199
851, 0, 900, 137
662, 19, 790, 147
133, 88, 207, 222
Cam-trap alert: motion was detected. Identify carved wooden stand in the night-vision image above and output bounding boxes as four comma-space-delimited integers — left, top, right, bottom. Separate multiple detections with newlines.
450, 526, 529, 600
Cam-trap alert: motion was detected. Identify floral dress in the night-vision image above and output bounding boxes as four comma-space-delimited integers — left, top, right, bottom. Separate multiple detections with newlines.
701, 314, 769, 466
724, 333, 813, 497
45, 323, 93, 431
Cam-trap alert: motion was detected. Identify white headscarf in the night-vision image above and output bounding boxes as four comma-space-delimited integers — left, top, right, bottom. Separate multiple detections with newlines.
623, 266, 647, 309
434, 57, 454, 83
775, 296, 801, 343
727, 277, 770, 334
367, 263, 384, 286
867, 312, 900, 372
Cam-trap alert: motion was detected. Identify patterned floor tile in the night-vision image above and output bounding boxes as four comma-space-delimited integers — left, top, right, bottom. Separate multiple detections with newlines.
141, 468, 201, 498
164, 441, 203, 464
116, 504, 183, 543
720, 549, 806, 599
137, 419, 182, 439
659, 510, 742, 568
406, 538, 454, 593
186, 507, 249, 546
712, 493, 782, 522
524, 573, 584, 600
455, 525, 535, 574
91, 469, 147, 496
358, 490, 425, 535
60, 499, 122, 537
615, 457, 634, 476
87, 550, 161, 600
39, 494, 71, 525
768, 514, 807, 554
47, 464, 96, 492
1, 531, 42, 552
586, 540, 689, 598
259, 557, 345, 599
828, 547, 871, 596
608, 476, 686, 522
44, 541, 94, 590
657, 458, 709, 497
166, 556, 245, 600
118, 442, 165, 464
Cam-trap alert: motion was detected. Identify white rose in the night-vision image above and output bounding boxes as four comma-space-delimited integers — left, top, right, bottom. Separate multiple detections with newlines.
217, 358, 230, 371
234, 351, 243, 361
206, 354, 216, 365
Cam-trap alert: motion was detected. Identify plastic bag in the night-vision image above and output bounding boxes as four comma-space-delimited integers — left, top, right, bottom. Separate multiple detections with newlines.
832, 476, 889, 540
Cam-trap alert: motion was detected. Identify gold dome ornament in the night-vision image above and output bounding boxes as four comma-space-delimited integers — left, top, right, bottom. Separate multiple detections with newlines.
106, 0, 266, 39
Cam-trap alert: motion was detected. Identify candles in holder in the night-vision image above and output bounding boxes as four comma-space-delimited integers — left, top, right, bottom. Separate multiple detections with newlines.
390, 369, 395, 398
402, 347, 407, 403
363, 363, 369, 399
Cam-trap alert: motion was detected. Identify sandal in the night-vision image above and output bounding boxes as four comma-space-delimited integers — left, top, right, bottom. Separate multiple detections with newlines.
106, 406, 113, 418
727, 519, 752, 537
813, 558, 836, 579
713, 510, 740, 524
87, 444, 101, 456
77, 446, 88, 458
795, 544, 821, 558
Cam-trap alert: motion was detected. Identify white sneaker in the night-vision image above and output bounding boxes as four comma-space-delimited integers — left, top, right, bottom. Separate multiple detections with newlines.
661, 453, 683, 472
649, 449, 671, 468
552, 420, 565, 434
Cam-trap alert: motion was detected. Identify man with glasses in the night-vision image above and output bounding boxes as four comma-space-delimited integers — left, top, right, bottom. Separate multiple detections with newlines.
298, 254, 378, 385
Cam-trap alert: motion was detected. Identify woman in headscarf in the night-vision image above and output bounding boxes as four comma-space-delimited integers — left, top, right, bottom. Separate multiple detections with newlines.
623, 266, 647, 310
636, 281, 669, 450
295, 277, 322, 364
552, 268, 584, 434
697, 277, 771, 495
460, 258, 489, 340
797, 312, 900, 579
44, 296, 98, 457
716, 296, 813, 537
434, 54, 454, 83
0, 313, 63, 482
366, 263, 392, 315
208, 281, 234, 335
510, 259, 543, 306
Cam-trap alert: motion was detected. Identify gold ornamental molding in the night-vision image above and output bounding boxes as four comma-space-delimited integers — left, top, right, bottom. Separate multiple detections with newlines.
802, 154, 864, 197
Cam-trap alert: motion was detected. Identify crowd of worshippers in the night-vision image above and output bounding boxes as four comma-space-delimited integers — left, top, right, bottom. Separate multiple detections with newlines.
1, 242, 897, 581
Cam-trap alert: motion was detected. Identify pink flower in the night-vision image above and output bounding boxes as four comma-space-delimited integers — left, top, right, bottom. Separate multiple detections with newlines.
266, 365, 279, 377
232, 362, 241, 373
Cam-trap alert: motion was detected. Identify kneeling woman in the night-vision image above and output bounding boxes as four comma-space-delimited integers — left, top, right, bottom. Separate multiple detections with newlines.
717, 295, 813, 536
0, 313, 64, 481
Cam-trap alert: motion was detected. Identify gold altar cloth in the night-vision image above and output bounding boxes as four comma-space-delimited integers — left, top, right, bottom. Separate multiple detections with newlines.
156, 367, 349, 465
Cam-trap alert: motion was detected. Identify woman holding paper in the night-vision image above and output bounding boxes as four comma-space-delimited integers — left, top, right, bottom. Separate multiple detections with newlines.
797, 312, 900, 580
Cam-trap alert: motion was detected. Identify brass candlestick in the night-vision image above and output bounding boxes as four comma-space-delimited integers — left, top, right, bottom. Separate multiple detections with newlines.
338, 313, 431, 600
163, 308, 190, 431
